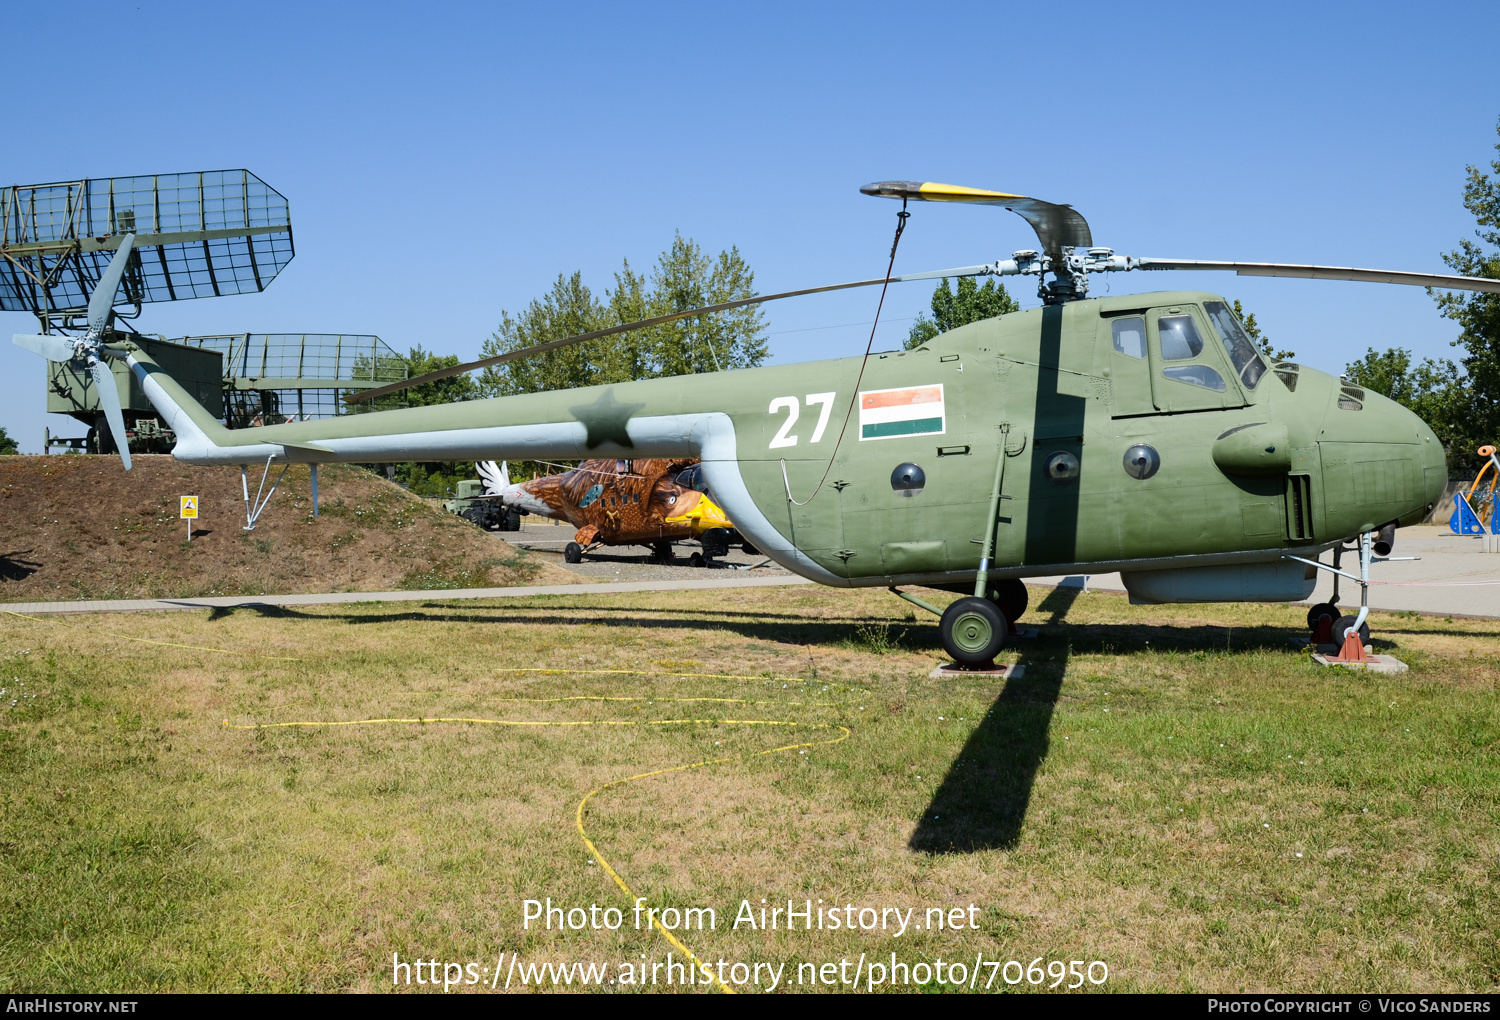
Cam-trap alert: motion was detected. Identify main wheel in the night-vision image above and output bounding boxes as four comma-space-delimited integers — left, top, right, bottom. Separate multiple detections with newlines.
940, 596, 1006, 667
991, 578, 1029, 624
689, 552, 705, 568
564, 542, 583, 564
651, 540, 675, 564
1331, 615, 1371, 648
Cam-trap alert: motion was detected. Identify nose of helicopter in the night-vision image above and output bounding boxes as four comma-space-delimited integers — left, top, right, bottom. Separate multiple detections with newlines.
1315, 383, 1448, 535
1413, 412, 1449, 511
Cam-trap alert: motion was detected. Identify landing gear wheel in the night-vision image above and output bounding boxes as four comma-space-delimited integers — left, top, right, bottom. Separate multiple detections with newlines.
564, 542, 583, 564
689, 552, 705, 568
991, 578, 1029, 625
741, 539, 759, 557
1331, 615, 1371, 649
651, 541, 675, 564
1307, 602, 1340, 643
940, 596, 1007, 667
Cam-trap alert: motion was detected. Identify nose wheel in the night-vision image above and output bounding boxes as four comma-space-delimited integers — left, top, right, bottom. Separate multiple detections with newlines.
939, 597, 1007, 667
1306, 602, 1340, 644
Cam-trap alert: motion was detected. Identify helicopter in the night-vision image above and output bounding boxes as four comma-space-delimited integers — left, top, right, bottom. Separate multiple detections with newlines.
15, 180, 1499, 666
474, 457, 750, 566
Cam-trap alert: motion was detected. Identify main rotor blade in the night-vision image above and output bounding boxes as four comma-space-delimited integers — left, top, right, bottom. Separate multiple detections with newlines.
344, 265, 997, 404
1136, 258, 1500, 294
13, 332, 77, 363
88, 359, 131, 471
87, 232, 137, 333
861, 181, 1093, 255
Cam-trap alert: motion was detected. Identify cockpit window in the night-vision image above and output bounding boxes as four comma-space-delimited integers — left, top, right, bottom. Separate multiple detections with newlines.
1203, 301, 1268, 388
1161, 365, 1226, 391
1157, 315, 1204, 361
1111, 317, 1147, 359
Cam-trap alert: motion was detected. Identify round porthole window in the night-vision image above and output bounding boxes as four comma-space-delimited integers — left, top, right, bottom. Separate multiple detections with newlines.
890, 462, 926, 496
1044, 451, 1079, 485
1122, 443, 1160, 480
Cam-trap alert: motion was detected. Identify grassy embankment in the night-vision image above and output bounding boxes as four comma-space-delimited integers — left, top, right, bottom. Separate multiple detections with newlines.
0, 457, 575, 602
0, 586, 1495, 992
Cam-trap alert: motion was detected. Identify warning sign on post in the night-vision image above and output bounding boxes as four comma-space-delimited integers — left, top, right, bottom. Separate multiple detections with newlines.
180, 496, 199, 519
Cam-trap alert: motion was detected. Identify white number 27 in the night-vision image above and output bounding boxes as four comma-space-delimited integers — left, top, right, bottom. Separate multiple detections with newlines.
768, 392, 835, 448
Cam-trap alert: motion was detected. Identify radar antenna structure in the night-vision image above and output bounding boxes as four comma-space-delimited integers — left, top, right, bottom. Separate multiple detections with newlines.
0, 169, 293, 334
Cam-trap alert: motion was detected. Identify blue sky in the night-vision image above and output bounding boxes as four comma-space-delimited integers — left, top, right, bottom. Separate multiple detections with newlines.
3, 0, 1498, 451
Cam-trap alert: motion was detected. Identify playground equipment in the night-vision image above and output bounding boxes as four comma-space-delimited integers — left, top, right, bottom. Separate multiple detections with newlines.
1449, 445, 1500, 535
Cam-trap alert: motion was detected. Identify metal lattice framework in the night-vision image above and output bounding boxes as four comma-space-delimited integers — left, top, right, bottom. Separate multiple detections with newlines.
177, 333, 408, 426
0, 169, 293, 327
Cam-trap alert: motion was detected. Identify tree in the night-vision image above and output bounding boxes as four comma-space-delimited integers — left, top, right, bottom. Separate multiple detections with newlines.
480, 272, 612, 397
640, 234, 767, 377
479, 234, 768, 397
400, 344, 481, 407
905, 277, 1018, 349
0, 426, 18, 455
1431, 116, 1500, 459
1231, 299, 1296, 361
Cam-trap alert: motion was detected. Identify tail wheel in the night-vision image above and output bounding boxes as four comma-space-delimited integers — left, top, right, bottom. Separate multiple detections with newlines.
940, 596, 1006, 667
564, 542, 583, 564
1331, 615, 1371, 649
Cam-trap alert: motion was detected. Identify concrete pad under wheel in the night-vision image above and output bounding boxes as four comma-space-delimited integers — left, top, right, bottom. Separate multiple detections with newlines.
930, 662, 1026, 679
1311, 653, 1409, 673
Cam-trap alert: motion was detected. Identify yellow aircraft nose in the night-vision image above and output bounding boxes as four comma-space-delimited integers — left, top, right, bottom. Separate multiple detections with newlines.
665, 490, 734, 534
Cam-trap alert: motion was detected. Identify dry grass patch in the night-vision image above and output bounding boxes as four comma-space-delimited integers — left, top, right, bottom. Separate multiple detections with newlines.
0, 585, 1495, 992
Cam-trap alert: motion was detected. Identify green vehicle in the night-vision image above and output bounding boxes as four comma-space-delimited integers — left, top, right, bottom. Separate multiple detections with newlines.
444, 478, 521, 531
18, 182, 1493, 666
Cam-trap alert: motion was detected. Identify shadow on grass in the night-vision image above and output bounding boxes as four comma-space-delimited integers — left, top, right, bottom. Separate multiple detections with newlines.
909, 585, 1080, 855
199, 599, 1335, 658
0, 551, 41, 582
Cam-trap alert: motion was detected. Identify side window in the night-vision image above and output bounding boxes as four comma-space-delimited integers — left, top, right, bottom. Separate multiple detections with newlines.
1203, 301, 1267, 388
1111, 317, 1147, 358
1158, 315, 1204, 361
1162, 365, 1225, 391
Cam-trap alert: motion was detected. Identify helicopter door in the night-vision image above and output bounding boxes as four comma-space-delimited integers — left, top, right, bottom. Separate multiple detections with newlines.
1103, 314, 1155, 416
1147, 307, 1246, 413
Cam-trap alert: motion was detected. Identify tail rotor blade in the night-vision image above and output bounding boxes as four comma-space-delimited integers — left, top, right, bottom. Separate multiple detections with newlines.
88, 359, 132, 471
12, 333, 77, 363
87, 233, 138, 333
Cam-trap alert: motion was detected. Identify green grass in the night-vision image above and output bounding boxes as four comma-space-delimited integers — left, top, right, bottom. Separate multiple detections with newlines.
0, 587, 1496, 992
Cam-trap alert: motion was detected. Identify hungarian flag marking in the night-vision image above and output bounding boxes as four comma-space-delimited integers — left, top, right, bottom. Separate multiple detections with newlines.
858, 384, 945, 441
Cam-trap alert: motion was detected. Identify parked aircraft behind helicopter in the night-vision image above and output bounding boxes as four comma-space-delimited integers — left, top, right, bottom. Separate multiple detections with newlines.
475, 458, 747, 565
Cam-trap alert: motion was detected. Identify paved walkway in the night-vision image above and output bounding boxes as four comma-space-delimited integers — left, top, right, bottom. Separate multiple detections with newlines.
1, 573, 816, 616
7, 527, 1498, 618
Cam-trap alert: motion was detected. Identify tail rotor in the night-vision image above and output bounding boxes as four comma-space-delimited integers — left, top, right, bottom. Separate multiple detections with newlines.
11, 233, 138, 469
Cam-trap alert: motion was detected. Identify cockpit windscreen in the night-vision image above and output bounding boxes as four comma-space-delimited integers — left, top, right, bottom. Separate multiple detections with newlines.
1204, 301, 1268, 388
